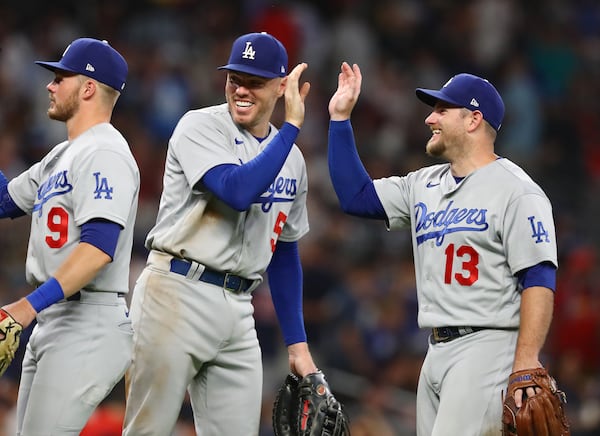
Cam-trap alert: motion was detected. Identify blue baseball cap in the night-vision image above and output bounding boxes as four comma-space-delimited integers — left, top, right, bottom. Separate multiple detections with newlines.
35, 38, 128, 92
218, 32, 288, 79
416, 73, 505, 131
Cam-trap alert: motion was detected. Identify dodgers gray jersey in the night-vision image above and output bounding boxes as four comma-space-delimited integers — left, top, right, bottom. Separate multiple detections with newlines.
374, 158, 557, 329
8, 123, 139, 293
145, 103, 309, 281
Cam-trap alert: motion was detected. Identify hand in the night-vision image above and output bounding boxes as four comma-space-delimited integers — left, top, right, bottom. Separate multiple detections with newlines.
2, 299, 37, 329
283, 62, 310, 129
512, 360, 544, 407
329, 62, 362, 121
287, 342, 318, 377
514, 386, 543, 408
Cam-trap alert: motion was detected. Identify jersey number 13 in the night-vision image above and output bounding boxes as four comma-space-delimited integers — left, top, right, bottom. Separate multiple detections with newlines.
444, 243, 479, 286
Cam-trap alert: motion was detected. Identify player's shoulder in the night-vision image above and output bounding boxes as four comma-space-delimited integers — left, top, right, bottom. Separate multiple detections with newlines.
78, 123, 128, 151
408, 163, 450, 181
75, 124, 137, 166
488, 158, 548, 197
176, 103, 230, 126
171, 103, 232, 137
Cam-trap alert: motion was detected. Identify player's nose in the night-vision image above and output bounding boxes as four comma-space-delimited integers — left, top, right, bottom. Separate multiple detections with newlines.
424, 111, 437, 125
233, 84, 251, 95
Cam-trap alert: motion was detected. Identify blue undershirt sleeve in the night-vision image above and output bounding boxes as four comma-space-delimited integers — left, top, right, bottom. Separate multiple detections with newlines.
201, 122, 299, 211
80, 219, 122, 260
516, 261, 557, 292
328, 120, 386, 219
267, 240, 307, 346
0, 171, 26, 219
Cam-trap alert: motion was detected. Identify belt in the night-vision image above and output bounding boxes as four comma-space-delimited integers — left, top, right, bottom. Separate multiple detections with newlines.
169, 258, 253, 293
431, 326, 485, 343
67, 291, 126, 301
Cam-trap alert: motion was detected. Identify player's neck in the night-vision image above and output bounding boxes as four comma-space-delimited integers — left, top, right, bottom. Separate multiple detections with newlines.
450, 152, 499, 177
66, 109, 112, 141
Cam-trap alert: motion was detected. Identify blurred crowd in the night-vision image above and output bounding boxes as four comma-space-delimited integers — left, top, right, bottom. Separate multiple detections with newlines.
0, 0, 599, 434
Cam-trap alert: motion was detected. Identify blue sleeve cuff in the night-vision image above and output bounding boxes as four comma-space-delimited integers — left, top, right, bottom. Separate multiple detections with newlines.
517, 262, 557, 292
26, 277, 64, 313
80, 219, 122, 259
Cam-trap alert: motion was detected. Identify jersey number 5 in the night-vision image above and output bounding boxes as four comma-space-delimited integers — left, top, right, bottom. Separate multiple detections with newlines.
444, 243, 479, 285
270, 211, 288, 252
46, 206, 68, 248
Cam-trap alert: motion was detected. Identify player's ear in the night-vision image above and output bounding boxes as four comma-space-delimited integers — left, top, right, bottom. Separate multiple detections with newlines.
469, 110, 484, 132
81, 79, 97, 99
277, 76, 286, 97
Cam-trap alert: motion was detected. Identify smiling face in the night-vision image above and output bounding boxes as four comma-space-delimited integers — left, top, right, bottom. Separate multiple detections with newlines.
424, 101, 472, 159
224, 71, 285, 137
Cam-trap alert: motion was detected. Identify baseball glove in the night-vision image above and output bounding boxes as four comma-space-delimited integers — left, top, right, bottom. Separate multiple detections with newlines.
502, 367, 570, 436
273, 370, 351, 436
0, 309, 23, 377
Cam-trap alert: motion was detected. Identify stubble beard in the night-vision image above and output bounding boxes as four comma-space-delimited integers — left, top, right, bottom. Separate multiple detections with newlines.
48, 91, 79, 122
426, 137, 446, 158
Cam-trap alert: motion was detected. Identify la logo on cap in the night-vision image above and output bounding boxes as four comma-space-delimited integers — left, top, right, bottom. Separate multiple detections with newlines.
242, 42, 256, 60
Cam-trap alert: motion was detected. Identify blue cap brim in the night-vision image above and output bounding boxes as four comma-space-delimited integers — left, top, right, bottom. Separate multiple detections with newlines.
35, 61, 77, 74
217, 64, 281, 79
416, 88, 462, 108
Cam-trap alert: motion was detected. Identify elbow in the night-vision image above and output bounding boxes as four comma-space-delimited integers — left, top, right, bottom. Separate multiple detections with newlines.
339, 202, 355, 215
223, 196, 253, 212
339, 201, 363, 216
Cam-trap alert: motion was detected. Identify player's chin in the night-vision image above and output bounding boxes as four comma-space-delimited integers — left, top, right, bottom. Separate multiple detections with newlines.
47, 109, 69, 122
231, 110, 256, 127
426, 140, 445, 157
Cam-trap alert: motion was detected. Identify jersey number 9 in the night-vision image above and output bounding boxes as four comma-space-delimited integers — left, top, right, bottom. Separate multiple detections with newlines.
46, 206, 69, 249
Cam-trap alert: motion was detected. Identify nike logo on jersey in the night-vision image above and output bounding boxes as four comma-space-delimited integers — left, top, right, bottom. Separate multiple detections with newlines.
33, 170, 73, 216
426, 181, 440, 188
235, 138, 244, 145
414, 200, 489, 246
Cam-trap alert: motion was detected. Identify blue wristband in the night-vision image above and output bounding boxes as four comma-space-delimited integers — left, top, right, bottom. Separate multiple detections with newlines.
25, 277, 65, 313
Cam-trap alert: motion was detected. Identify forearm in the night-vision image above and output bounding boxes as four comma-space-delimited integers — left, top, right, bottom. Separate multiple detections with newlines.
328, 120, 385, 218
3, 242, 111, 328
53, 242, 112, 296
513, 286, 555, 370
267, 241, 307, 345
202, 123, 299, 210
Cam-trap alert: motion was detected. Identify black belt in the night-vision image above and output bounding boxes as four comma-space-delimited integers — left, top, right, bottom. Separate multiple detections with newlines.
431, 326, 485, 343
67, 291, 126, 301
169, 258, 253, 293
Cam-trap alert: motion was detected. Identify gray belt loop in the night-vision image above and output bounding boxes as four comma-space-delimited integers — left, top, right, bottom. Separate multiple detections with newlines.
185, 261, 204, 281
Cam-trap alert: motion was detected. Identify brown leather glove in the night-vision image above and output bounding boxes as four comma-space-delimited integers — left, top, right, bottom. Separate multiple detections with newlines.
502, 367, 570, 435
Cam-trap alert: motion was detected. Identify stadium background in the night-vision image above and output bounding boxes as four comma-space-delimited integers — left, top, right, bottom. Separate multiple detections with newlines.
0, 0, 599, 434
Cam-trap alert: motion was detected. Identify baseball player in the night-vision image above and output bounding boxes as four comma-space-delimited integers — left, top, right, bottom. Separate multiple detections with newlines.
123, 32, 319, 435
0, 38, 139, 434
327, 63, 558, 435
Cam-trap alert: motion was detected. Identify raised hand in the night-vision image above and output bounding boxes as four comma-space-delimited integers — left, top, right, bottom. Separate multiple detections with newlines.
329, 62, 362, 121
284, 62, 310, 129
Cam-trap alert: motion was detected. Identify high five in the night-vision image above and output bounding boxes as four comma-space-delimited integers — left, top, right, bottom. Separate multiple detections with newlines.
327, 62, 558, 436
